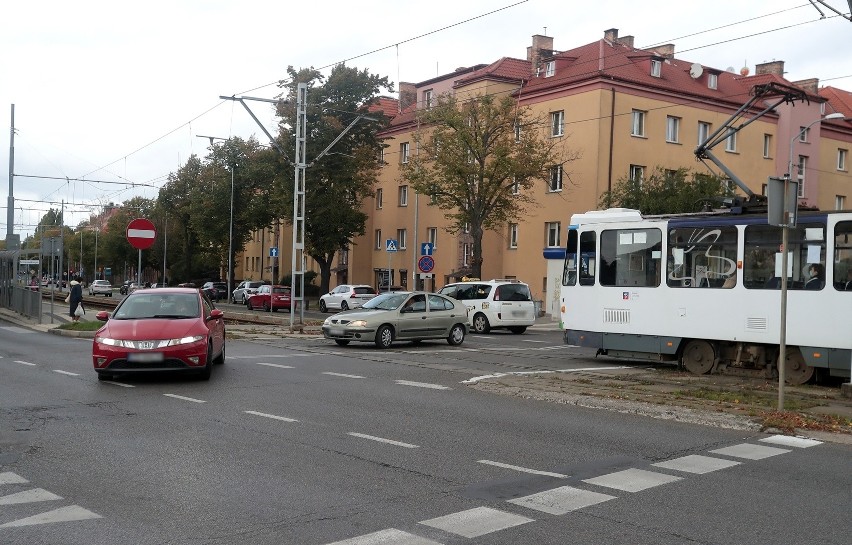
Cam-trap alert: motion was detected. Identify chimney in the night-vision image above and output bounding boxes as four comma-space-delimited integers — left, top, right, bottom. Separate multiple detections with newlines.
398, 82, 416, 112
755, 60, 785, 77
653, 44, 674, 58
616, 35, 634, 48
793, 78, 819, 94
603, 28, 618, 43
526, 34, 554, 76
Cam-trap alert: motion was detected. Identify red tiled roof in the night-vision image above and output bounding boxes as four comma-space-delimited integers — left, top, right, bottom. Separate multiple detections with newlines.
454, 57, 531, 87
820, 86, 852, 120
367, 96, 401, 120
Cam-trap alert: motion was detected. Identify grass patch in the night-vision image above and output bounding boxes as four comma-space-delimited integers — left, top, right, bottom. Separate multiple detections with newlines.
57, 320, 102, 331
673, 387, 818, 411
757, 410, 852, 434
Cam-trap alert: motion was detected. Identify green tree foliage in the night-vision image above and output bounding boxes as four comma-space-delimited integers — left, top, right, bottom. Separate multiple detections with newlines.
400, 93, 568, 278
158, 155, 209, 282
275, 64, 391, 293
98, 197, 156, 281
598, 167, 731, 215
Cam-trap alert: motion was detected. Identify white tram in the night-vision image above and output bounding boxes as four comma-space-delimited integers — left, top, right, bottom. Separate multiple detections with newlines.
560, 208, 852, 384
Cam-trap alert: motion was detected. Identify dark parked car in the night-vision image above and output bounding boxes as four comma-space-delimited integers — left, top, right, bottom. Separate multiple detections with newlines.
201, 281, 227, 302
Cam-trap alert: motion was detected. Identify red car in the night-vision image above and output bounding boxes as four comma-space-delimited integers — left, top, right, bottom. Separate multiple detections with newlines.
247, 284, 291, 312
92, 287, 225, 381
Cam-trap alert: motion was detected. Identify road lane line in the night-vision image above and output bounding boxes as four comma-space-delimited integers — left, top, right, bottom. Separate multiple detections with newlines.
245, 411, 298, 423
322, 372, 365, 379
101, 380, 135, 388
230, 354, 311, 359
53, 370, 79, 376
14, 360, 36, 366
521, 339, 548, 343
0, 472, 28, 485
462, 366, 632, 384
394, 380, 451, 390
477, 460, 569, 478
0, 505, 102, 528
163, 394, 206, 403
347, 433, 419, 449
0, 488, 63, 505
256, 362, 295, 369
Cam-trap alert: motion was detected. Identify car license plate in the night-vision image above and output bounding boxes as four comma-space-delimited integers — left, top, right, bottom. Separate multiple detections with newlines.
512, 310, 526, 317
128, 352, 164, 363
330, 329, 344, 336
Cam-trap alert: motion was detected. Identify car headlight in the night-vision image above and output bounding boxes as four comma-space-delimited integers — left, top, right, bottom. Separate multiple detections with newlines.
323, 317, 332, 326
349, 320, 368, 327
95, 336, 126, 347
164, 335, 205, 346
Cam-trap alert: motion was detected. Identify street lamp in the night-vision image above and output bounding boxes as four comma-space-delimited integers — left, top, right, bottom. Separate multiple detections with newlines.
777, 112, 845, 410
197, 135, 235, 302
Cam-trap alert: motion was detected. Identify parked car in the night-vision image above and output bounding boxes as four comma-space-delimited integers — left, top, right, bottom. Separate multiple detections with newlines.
201, 281, 227, 302
319, 284, 378, 312
88, 279, 113, 297
231, 280, 264, 304
247, 285, 291, 312
321, 291, 467, 348
438, 279, 535, 334
92, 287, 225, 381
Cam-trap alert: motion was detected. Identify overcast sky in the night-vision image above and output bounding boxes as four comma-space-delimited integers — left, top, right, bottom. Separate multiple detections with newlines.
2, 0, 850, 239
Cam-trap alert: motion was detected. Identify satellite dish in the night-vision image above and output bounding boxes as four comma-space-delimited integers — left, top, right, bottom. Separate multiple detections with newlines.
726, 66, 736, 73
689, 63, 704, 79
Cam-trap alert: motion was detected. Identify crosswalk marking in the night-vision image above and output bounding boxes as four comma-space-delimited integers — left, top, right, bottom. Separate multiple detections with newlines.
244, 411, 298, 423
326, 528, 443, 545
163, 394, 206, 403
709, 443, 791, 460
0, 505, 102, 528
508, 485, 616, 515
582, 468, 682, 492
652, 455, 741, 474
347, 432, 419, 449
256, 362, 294, 369
760, 435, 822, 448
477, 459, 569, 478
0, 488, 62, 505
322, 372, 365, 379
394, 380, 451, 390
419, 506, 534, 538
0, 472, 28, 485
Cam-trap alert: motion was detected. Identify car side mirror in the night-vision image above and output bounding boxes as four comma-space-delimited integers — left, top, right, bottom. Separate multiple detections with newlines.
96, 311, 110, 322
208, 309, 224, 321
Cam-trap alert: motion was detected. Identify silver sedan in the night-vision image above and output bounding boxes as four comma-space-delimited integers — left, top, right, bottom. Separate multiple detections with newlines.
322, 291, 468, 348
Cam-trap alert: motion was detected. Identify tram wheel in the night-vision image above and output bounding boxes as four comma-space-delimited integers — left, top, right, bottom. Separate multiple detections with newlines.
784, 349, 815, 385
681, 340, 715, 375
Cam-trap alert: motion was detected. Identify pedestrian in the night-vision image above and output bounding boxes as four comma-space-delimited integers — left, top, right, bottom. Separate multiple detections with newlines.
69, 275, 84, 322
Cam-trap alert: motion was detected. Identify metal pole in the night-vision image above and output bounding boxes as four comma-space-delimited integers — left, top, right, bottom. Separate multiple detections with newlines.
162, 215, 167, 286
228, 162, 234, 301
6, 104, 14, 242
137, 249, 141, 288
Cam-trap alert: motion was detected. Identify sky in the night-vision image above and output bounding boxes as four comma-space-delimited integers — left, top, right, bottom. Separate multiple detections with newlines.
2, 0, 850, 240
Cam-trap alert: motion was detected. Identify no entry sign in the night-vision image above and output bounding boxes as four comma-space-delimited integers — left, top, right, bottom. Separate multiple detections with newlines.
126, 218, 156, 250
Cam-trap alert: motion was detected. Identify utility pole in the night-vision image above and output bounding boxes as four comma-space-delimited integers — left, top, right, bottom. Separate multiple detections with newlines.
6, 104, 16, 248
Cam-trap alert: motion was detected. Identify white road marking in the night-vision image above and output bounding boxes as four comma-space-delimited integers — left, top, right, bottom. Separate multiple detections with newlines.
477, 459, 568, 478
256, 362, 295, 369
419, 506, 534, 538
325, 528, 443, 545
394, 380, 451, 390
163, 394, 206, 403
0, 326, 33, 334
462, 366, 631, 385
760, 435, 822, 448
0, 505, 102, 528
508, 485, 616, 515
347, 432, 419, 449
0, 488, 62, 505
0, 472, 28, 485
322, 372, 365, 379
13, 360, 36, 366
229, 354, 311, 359
652, 455, 741, 474
53, 370, 79, 376
245, 411, 298, 423
521, 339, 548, 343
101, 380, 135, 388
709, 443, 791, 460
583, 468, 682, 492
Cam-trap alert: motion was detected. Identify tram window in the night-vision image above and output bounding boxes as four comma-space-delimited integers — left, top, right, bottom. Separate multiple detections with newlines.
743, 223, 826, 290
579, 231, 596, 286
599, 228, 662, 287
563, 229, 578, 286
667, 226, 738, 288
834, 221, 852, 291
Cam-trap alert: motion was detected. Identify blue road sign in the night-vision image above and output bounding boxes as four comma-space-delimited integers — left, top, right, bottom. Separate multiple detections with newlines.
386, 239, 398, 252
269, 247, 278, 257
421, 242, 434, 256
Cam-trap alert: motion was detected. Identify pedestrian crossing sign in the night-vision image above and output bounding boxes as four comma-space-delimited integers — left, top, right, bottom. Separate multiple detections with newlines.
386, 239, 398, 252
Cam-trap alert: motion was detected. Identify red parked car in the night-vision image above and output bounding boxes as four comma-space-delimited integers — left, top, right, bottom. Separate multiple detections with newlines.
246, 284, 291, 312
92, 287, 225, 381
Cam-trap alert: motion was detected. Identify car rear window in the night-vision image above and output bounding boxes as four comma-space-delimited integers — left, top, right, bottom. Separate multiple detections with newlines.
272, 287, 290, 294
354, 287, 376, 295
495, 284, 532, 301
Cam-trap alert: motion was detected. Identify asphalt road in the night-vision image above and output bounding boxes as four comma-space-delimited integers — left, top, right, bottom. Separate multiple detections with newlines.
0, 323, 849, 545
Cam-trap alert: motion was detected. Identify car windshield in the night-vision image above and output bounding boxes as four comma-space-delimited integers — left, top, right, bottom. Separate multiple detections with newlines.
112, 293, 200, 319
361, 293, 408, 310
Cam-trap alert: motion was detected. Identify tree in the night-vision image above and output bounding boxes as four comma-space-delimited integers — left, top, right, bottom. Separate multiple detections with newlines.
400, 93, 568, 279
598, 167, 731, 215
275, 64, 391, 293
98, 197, 156, 281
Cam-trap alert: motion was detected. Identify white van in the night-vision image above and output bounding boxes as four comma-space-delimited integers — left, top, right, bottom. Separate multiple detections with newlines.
438, 279, 535, 334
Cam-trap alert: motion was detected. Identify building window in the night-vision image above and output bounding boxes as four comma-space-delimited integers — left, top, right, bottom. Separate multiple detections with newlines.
797, 155, 807, 197
549, 166, 563, 192
462, 243, 472, 267
511, 176, 519, 195
427, 227, 438, 248
398, 185, 408, 206
397, 229, 407, 250
839, 149, 848, 171
763, 134, 772, 158
665, 116, 680, 143
631, 110, 646, 137
375, 188, 383, 209
339, 248, 349, 266
650, 59, 662, 77
400, 142, 410, 164
836, 195, 846, 210
546, 222, 561, 248
375, 229, 382, 250
725, 131, 737, 152
509, 224, 518, 248
544, 60, 555, 77
698, 121, 711, 145
379, 146, 385, 164
629, 164, 645, 184
423, 89, 433, 109
799, 127, 809, 143
463, 223, 470, 234
514, 122, 521, 142
550, 110, 564, 137
707, 72, 718, 89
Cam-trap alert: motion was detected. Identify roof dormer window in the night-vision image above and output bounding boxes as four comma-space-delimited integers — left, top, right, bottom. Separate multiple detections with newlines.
650, 58, 662, 77
707, 73, 718, 90
545, 60, 555, 77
